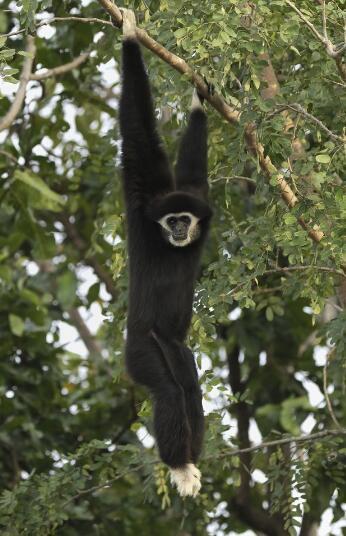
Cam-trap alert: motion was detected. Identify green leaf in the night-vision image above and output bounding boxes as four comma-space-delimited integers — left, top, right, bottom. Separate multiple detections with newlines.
9, 314, 25, 336
14, 170, 65, 207
315, 154, 331, 164
266, 306, 274, 322
17, 51, 35, 58
57, 271, 77, 309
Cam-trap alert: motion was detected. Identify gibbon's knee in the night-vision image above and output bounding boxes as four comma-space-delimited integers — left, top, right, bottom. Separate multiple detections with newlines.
175, 345, 200, 394
125, 335, 177, 391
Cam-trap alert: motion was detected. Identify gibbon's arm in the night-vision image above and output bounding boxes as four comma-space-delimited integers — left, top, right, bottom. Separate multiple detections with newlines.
175, 90, 208, 199
119, 10, 173, 197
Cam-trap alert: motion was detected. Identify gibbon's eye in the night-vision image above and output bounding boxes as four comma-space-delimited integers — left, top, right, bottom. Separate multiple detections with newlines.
180, 215, 191, 225
167, 216, 178, 227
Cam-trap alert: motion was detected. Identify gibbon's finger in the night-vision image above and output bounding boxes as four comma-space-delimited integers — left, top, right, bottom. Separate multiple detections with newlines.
120, 8, 137, 37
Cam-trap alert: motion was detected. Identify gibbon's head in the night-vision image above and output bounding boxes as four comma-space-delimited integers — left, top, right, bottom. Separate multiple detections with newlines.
147, 191, 212, 248
158, 212, 200, 247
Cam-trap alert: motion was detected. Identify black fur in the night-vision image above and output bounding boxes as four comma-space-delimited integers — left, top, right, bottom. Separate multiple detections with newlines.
119, 37, 212, 468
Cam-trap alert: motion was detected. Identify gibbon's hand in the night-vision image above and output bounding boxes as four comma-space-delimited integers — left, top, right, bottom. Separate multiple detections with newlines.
197, 78, 215, 104
120, 8, 137, 38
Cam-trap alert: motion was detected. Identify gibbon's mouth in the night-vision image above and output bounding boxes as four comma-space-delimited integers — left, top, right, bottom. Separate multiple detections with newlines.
173, 234, 188, 241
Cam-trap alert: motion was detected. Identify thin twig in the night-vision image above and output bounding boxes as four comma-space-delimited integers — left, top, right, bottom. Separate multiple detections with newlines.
276, 103, 345, 143
211, 175, 257, 184
214, 428, 346, 459
0, 36, 36, 132
30, 52, 90, 80
1, 16, 114, 39
263, 266, 346, 279
229, 265, 346, 297
323, 349, 342, 430
64, 463, 147, 505
0, 150, 17, 164
64, 428, 346, 504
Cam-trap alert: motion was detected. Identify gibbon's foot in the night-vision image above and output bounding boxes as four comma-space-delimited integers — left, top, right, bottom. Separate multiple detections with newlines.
121, 8, 137, 38
170, 463, 201, 497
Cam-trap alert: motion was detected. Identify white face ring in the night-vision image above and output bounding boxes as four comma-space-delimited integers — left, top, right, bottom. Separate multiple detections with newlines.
158, 212, 200, 247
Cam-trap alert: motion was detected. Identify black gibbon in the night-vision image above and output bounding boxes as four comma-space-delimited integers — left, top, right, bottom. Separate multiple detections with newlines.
119, 9, 212, 497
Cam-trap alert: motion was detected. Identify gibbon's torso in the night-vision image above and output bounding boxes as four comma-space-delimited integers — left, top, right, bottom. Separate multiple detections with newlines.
126, 206, 203, 340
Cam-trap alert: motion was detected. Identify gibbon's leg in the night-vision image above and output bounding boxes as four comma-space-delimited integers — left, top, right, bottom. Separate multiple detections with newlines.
126, 334, 201, 496
120, 9, 173, 197
177, 345, 205, 463
155, 337, 204, 462
175, 89, 208, 199
150, 335, 203, 495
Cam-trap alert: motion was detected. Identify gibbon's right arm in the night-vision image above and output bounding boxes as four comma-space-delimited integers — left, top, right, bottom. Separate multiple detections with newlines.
119, 10, 172, 199
175, 89, 208, 200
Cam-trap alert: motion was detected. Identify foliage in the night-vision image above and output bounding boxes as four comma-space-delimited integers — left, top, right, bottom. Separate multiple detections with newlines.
0, 0, 345, 534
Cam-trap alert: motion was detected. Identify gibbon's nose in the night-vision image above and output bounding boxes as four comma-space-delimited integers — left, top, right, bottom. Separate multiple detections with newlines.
174, 221, 188, 239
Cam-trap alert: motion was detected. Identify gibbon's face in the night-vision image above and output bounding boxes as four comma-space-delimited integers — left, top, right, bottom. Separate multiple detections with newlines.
158, 212, 201, 247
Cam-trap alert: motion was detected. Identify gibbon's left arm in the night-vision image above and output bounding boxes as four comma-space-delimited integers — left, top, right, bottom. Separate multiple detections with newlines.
175, 90, 208, 200
119, 10, 173, 200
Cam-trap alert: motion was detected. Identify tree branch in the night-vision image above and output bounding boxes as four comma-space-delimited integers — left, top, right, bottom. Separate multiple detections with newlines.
60, 213, 117, 300
323, 349, 342, 430
227, 345, 251, 502
284, 0, 346, 80
226, 343, 285, 535
1, 16, 114, 39
30, 52, 90, 80
229, 265, 346, 299
96, 1, 327, 244
3, 5, 330, 243
215, 428, 346, 459
284, 0, 325, 44
0, 36, 36, 132
276, 103, 345, 144
68, 307, 103, 356
63, 426, 346, 529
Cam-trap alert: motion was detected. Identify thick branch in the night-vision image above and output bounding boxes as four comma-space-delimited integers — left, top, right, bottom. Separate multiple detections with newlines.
284, 0, 325, 43
227, 344, 285, 534
30, 52, 90, 80
244, 124, 325, 242
96, 1, 327, 244
67, 307, 114, 376
98, 0, 240, 123
68, 307, 102, 356
0, 36, 36, 132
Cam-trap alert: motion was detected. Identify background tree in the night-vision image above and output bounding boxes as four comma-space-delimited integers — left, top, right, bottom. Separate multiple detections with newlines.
0, 1, 345, 534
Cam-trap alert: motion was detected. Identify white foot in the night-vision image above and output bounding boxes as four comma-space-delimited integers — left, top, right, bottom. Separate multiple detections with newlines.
121, 8, 137, 38
170, 464, 201, 497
